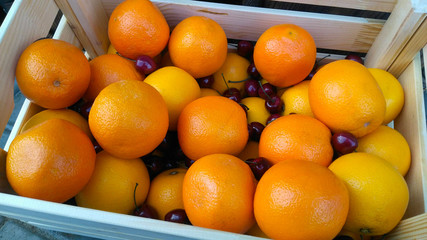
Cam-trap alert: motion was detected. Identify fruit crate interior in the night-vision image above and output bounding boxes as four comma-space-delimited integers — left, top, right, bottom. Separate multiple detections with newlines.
0, 0, 426, 239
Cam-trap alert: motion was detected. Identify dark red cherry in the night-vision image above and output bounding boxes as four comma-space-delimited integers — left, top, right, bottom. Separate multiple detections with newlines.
237, 40, 254, 58
244, 79, 260, 97
248, 122, 265, 142
164, 209, 191, 224
223, 88, 242, 103
247, 63, 260, 78
142, 155, 166, 179
245, 157, 272, 180
135, 55, 157, 75
265, 96, 283, 114
79, 101, 93, 119
134, 203, 158, 219
345, 54, 364, 65
93, 140, 103, 153
197, 75, 214, 88
258, 83, 276, 100
331, 132, 358, 155
266, 113, 281, 125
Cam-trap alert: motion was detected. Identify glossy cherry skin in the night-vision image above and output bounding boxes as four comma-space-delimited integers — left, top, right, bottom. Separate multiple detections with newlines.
197, 75, 214, 88
248, 122, 265, 142
245, 157, 272, 180
135, 55, 157, 75
331, 132, 358, 155
265, 96, 283, 114
244, 79, 260, 97
266, 113, 281, 125
134, 204, 158, 219
258, 83, 276, 100
237, 40, 254, 58
247, 63, 260, 78
164, 209, 191, 224
345, 54, 364, 65
223, 88, 242, 103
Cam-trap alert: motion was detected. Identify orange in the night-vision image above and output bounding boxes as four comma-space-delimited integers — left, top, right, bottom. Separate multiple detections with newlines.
182, 154, 256, 233
329, 152, 409, 236
108, 0, 169, 59
75, 151, 150, 214
20, 108, 93, 141
357, 125, 411, 176
240, 97, 270, 126
281, 80, 314, 117
6, 119, 95, 203
199, 88, 220, 97
254, 160, 349, 240
309, 60, 386, 138
144, 66, 200, 130
177, 96, 248, 160
145, 168, 187, 220
246, 223, 269, 238
237, 141, 259, 161
212, 53, 251, 94
83, 54, 144, 102
15, 39, 90, 109
253, 24, 316, 88
168, 16, 228, 78
89, 80, 168, 159
259, 114, 333, 166
368, 68, 405, 124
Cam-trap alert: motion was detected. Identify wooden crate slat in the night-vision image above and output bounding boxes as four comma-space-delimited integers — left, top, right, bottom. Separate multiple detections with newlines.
387, 212, 427, 239
54, 0, 109, 58
364, 0, 427, 75
394, 52, 427, 219
387, 17, 427, 77
267, 0, 397, 12
0, 0, 59, 136
99, 0, 385, 53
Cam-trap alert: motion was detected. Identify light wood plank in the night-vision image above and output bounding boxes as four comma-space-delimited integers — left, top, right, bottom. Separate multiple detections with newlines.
269, 0, 397, 12
54, 0, 109, 58
0, 0, 59, 137
100, 0, 385, 53
387, 212, 427, 239
387, 17, 427, 77
53, 15, 83, 49
394, 53, 427, 219
364, 0, 427, 76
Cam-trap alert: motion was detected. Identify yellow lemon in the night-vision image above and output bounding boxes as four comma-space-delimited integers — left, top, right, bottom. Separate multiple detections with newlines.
212, 53, 250, 94
281, 80, 313, 117
241, 97, 270, 126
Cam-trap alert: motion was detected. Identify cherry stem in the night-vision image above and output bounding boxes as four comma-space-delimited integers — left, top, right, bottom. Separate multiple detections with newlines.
221, 73, 230, 91
239, 103, 249, 111
228, 77, 250, 83
116, 51, 136, 62
317, 54, 331, 65
258, 80, 274, 102
133, 182, 139, 211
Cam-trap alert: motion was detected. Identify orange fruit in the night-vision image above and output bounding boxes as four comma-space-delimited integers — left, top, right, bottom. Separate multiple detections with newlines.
281, 80, 314, 117
368, 68, 405, 124
15, 39, 90, 109
83, 54, 144, 102
212, 53, 251, 94
237, 140, 259, 161
329, 152, 409, 236
182, 154, 256, 233
108, 0, 170, 59
309, 60, 386, 138
177, 96, 248, 160
6, 119, 96, 203
253, 24, 316, 88
259, 114, 333, 166
199, 88, 220, 97
20, 108, 93, 140
144, 66, 200, 130
246, 222, 269, 238
145, 168, 187, 220
240, 97, 270, 126
75, 150, 150, 214
89, 80, 168, 159
168, 16, 228, 78
357, 125, 411, 176
254, 160, 349, 240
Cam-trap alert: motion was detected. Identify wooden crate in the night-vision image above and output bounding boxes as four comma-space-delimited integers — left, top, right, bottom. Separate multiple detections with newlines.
0, 0, 426, 239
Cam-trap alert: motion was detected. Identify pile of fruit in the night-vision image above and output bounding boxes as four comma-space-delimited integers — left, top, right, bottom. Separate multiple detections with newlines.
6, 0, 412, 239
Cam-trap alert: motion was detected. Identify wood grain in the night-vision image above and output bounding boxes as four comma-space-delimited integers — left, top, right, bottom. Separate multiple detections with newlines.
364, 0, 427, 77
387, 212, 427, 239
0, 0, 59, 137
267, 0, 397, 12
394, 53, 427, 219
100, 0, 385, 53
